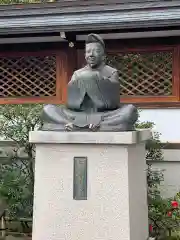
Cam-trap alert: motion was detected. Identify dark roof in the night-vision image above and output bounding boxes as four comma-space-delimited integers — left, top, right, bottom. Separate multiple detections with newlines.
0, 0, 180, 34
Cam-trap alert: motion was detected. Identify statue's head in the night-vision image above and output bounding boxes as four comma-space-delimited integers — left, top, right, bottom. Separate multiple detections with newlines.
85, 33, 105, 68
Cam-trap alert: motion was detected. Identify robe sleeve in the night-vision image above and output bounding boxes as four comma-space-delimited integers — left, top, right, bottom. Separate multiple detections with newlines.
110, 70, 119, 83
108, 70, 120, 108
94, 70, 120, 109
67, 72, 85, 110
68, 72, 77, 83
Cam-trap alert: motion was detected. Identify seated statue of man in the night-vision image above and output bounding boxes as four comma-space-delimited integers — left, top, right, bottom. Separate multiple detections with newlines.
42, 33, 138, 131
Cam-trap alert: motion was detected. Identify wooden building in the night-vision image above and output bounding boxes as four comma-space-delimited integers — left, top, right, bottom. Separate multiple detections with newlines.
0, 0, 180, 141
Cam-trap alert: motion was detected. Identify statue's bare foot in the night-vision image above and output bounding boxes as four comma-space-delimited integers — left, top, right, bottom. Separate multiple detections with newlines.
89, 123, 100, 131
65, 123, 74, 131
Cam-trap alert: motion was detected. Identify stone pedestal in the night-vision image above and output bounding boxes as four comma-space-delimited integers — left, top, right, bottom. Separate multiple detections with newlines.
29, 130, 151, 240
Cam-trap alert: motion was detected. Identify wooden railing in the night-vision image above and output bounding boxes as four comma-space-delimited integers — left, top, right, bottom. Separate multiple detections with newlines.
0, 211, 32, 239
0, 211, 6, 239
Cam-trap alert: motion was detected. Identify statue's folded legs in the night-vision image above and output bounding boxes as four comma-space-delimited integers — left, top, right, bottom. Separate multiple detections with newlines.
42, 103, 138, 132
100, 104, 138, 131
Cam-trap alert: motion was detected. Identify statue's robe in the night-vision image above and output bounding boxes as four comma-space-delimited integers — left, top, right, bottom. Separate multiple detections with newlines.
42, 64, 138, 131
67, 65, 120, 111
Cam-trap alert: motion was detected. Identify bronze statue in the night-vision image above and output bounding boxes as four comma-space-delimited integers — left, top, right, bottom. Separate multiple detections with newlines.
42, 33, 138, 131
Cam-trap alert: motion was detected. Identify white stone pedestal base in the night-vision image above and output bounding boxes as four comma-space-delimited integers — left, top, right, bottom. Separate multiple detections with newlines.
29, 130, 151, 240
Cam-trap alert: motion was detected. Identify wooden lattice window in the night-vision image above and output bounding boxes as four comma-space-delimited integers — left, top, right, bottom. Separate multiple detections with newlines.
1, 46, 180, 107
106, 46, 180, 105
107, 51, 173, 96
0, 55, 56, 97
0, 51, 68, 104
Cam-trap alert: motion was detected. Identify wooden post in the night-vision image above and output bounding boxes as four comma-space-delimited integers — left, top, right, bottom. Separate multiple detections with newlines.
0, 213, 6, 239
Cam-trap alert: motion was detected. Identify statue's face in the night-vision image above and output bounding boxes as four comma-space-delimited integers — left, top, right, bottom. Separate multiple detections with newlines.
85, 42, 105, 68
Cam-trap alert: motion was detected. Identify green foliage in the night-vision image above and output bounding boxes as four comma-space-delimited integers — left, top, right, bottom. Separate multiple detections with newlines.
159, 237, 180, 240
0, 164, 32, 217
0, 0, 56, 4
0, 104, 43, 218
0, 0, 39, 4
138, 118, 180, 239
135, 117, 180, 238
149, 193, 180, 239
147, 164, 164, 201
136, 120, 164, 161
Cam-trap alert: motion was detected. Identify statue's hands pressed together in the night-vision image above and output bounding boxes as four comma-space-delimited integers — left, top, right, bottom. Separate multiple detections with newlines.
89, 123, 100, 131
65, 123, 74, 131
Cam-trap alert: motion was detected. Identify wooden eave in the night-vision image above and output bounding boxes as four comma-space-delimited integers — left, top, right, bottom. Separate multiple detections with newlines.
0, 0, 180, 34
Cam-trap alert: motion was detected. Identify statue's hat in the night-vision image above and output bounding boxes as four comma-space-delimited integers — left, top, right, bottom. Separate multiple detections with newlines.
86, 33, 105, 49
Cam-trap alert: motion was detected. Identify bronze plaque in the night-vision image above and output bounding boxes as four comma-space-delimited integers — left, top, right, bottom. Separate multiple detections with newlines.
73, 157, 87, 200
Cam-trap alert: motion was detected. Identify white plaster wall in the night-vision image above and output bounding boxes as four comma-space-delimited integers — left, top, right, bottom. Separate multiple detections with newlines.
139, 109, 180, 142
151, 161, 180, 198
149, 149, 180, 198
